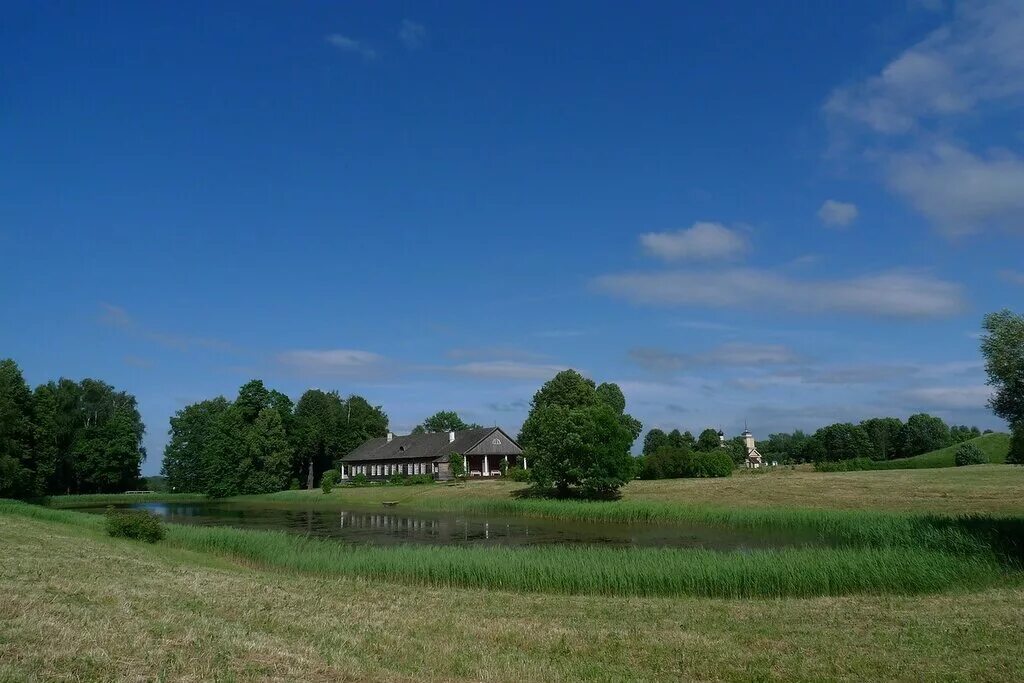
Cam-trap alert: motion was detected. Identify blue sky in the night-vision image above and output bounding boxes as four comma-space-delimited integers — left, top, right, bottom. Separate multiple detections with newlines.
3, 1, 1022, 475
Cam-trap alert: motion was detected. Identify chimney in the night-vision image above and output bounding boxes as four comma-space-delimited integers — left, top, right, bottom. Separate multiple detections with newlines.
448, 430, 456, 443
387, 432, 393, 443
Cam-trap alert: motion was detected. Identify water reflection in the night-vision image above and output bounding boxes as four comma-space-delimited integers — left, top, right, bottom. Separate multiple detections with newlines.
80, 501, 819, 551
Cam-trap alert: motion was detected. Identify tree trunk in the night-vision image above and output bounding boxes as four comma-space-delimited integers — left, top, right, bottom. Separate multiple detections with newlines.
306, 460, 314, 489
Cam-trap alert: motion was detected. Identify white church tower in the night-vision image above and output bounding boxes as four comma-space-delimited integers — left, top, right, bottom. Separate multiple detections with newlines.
742, 429, 763, 468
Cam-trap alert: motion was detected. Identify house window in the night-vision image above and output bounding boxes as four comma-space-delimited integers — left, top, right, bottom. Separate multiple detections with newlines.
492, 438, 501, 445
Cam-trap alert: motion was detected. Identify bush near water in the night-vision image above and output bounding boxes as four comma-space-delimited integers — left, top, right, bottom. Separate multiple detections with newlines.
104, 507, 166, 543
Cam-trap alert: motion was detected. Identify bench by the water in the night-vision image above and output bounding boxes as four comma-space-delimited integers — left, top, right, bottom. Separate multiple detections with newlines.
124, 490, 154, 495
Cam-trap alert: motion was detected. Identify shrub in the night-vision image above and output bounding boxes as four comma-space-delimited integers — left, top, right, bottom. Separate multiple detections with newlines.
388, 473, 406, 486
104, 507, 165, 543
349, 473, 370, 487
289, 478, 301, 490
448, 452, 466, 482
692, 451, 734, 478
505, 466, 531, 482
402, 474, 434, 486
954, 442, 987, 467
321, 469, 340, 493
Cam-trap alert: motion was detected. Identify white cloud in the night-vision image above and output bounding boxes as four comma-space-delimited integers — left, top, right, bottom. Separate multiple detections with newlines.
1000, 269, 1024, 285
594, 268, 965, 318
277, 349, 386, 375
326, 34, 377, 60
630, 343, 802, 372
640, 222, 749, 262
901, 385, 993, 409
825, 1, 1024, 134
817, 199, 859, 228
450, 361, 570, 380
398, 20, 426, 50
886, 143, 1024, 235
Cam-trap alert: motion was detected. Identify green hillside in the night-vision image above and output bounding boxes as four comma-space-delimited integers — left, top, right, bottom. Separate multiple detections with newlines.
874, 433, 1010, 470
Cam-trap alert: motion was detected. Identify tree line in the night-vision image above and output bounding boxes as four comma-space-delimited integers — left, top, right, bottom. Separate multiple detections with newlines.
161, 381, 389, 496
638, 427, 741, 479
0, 358, 146, 498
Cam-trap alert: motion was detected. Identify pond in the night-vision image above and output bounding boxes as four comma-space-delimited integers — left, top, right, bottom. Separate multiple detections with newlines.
75, 501, 821, 551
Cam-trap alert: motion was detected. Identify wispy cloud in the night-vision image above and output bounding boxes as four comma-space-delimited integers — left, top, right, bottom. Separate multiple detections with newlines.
817, 199, 858, 229
1000, 269, 1024, 285
629, 343, 803, 373
326, 34, 377, 60
595, 268, 965, 318
99, 303, 235, 352
277, 349, 386, 376
450, 360, 571, 380
901, 385, 992, 410
824, 1, 1024, 235
398, 20, 426, 50
825, 1, 1024, 135
640, 222, 749, 262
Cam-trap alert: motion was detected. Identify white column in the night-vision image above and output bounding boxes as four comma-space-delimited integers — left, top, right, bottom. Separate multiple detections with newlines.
463, 454, 468, 475
522, 457, 527, 469
483, 454, 490, 477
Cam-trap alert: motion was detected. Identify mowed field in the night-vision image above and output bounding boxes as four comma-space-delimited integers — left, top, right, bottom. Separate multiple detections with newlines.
254, 464, 1024, 516
2, 511, 1023, 682
6, 465, 1024, 681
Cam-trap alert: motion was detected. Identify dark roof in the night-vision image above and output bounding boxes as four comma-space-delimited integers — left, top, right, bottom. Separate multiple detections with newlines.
341, 427, 513, 463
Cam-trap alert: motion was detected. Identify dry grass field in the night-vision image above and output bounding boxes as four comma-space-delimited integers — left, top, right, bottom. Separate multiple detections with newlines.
3, 511, 1023, 682
259, 464, 1024, 516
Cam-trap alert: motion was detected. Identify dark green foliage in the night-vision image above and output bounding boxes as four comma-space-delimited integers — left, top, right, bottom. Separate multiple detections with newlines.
448, 452, 466, 481
104, 507, 165, 543
901, 413, 952, 457
759, 430, 810, 463
292, 390, 388, 489
981, 309, 1024, 426
640, 446, 732, 479
1008, 424, 1024, 465
696, 428, 721, 452
0, 359, 37, 498
954, 442, 987, 467
411, 411, 481, 434
642, 429, 668, 455
860, 417, 904, 459
401, 474, 434, 486
321, 469, 340, 493
505, 466, 530, 482
950, 425, 982, 444
724, 437, 747, 466
692, 451, 734, 478
0, 359, 146, 499
813, 423, 873, 462
519, 370, 641, 497
349, 473, 370, 487
639, 446, 694, 480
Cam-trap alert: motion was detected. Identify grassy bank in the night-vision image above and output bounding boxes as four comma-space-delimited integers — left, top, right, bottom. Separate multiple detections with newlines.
2, 511, 1023, 681
46, 492, 210, 507
3, 500, 1018, 599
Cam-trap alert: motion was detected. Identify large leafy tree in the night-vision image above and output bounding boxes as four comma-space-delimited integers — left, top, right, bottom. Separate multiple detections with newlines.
292, 389, 346, 489
696, 428, 721, 452
0, 359, 37, 498
161, 397, 231, 493
860, 417, 904, 460
900, 413, 951, 457
518, 369, 641, 497
336, 395, 389, 462
642, 428, 668, 455
981, 310, 1024, 426
813, 423, 873, 462
412, 410, 482, 435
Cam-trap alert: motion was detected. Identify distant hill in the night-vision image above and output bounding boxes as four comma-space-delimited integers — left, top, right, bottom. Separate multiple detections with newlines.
873, 433, 1010, 470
